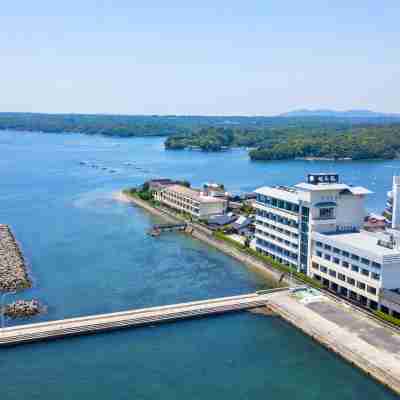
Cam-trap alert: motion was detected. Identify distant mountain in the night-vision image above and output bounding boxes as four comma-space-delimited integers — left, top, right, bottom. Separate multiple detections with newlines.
279, 109, 400, 118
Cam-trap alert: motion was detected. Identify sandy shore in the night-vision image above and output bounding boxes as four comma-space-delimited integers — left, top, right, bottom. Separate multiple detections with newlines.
112, 191, 132, 203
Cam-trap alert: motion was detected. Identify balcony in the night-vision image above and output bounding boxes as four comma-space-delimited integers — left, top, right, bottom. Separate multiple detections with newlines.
311, 217, 336, 225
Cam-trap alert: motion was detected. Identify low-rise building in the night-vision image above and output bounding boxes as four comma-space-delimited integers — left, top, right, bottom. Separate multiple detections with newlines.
254, 173, 400, 317
154, 184, 227, 218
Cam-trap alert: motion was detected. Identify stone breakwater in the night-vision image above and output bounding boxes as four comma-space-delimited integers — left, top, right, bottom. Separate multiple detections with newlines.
4, 300, 41, 318
0, 225, 31, 292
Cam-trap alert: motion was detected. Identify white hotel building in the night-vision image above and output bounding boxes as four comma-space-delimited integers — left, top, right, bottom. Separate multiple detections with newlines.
153, 184, 227, 219
254, 173, 400, 318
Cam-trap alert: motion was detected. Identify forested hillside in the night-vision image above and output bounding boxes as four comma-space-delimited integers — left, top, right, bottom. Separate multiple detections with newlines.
165, 124, 400, 161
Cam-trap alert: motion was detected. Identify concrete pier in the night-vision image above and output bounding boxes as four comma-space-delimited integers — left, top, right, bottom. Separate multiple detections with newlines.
0, 291, 284, 347
268, 290, 400, 395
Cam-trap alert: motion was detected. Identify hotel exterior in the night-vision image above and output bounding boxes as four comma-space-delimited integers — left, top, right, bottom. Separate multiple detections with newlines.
254, 173, 400, 318
153, 184, 227, 219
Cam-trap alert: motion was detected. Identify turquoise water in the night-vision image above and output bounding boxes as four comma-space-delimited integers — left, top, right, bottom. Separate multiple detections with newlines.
0, 130, 398, 399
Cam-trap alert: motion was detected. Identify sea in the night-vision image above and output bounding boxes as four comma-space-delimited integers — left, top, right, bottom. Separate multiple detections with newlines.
0, 130, 398, 399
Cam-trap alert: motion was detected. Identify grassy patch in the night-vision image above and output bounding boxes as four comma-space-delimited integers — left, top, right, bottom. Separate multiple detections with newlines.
214, 231, 323, 289
374, 311, 400, 327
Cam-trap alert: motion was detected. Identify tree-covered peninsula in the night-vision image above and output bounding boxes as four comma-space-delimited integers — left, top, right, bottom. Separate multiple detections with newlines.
165, 124, 400, 161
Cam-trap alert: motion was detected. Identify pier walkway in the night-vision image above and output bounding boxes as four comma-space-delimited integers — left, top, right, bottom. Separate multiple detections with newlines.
149, 222, 187, 236
0, 289, 285, 347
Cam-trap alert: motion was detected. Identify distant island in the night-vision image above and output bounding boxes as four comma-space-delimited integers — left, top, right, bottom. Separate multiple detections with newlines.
2, 111, 400, 161
279, 108, 400, 118
165, 124, 400, 161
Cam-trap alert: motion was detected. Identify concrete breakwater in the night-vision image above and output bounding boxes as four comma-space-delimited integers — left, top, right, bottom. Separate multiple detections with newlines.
0, 225, 30, 292
268, 291, 400, 396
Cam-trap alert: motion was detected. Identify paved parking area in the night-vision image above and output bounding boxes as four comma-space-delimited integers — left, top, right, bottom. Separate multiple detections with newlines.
308, 300, 400, 355
268, 290, 400, 394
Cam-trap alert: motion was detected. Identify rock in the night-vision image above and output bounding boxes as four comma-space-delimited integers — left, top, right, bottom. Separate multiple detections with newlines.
3, 299, 42, 318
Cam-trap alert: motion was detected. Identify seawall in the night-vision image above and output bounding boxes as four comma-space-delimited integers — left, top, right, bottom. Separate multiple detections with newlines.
268, 291, 400, 396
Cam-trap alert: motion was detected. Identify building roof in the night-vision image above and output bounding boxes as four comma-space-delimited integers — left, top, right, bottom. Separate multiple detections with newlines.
314, 230, 400, 257
348, 186, 373, 195
206, 214, 237, 226
295, 182, 350, 192
255, 186, 300, 204
166, 185, 226, 203
232, 216, 253, 230
295, 182, 372, 195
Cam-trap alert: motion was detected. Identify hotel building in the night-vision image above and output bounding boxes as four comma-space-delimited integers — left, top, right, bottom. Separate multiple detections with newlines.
254, 173, 400, 318
153, 184, 227, 219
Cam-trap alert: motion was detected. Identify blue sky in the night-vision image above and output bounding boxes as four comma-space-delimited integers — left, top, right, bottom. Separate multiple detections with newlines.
1, 1, 399, 115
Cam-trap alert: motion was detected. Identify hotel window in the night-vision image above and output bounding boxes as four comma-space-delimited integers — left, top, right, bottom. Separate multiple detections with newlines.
342, 250, 350, 258
372, 262, 381, 269
324, 244, 332, 251
372, 272, 380, 281
361, 269, 369, 277
367, 286, 377, 295
316, 251, 322, 258
324, 254, 331, 261
351, 254, 359, 261
333, 257, 340, 265
320, 266, 327, 273
361, 258, 370, 266
319, 207, 334, 219
347, 277, 355, 286
342, 261, 349, 268
333, 247, 341, 254
351, 265, 359, 273
338, 273, 346, 281
316, 241, 323, 247
329, 269, 337, 278
357, 282, 366, 290
312, 262, 319, 270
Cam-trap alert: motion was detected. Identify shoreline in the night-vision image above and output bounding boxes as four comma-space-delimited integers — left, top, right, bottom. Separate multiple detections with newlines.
114, 191, 286, 286
115, 190, 400, 396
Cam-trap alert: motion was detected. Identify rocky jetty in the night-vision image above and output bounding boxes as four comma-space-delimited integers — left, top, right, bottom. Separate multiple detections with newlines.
4, 299, 41, 318
0, 225, 31, 291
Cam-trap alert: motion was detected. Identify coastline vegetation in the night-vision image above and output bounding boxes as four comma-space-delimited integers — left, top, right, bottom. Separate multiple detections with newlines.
375, 310, 400, 327
3, 112, 400, 161
165, 124, 400, 161
213, 231, 323, 289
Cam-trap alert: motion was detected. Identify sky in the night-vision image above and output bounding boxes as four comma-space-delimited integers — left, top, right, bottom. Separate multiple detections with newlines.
1, 1, 399, 116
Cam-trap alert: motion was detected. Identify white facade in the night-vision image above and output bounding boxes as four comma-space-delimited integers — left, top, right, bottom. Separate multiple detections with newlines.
254, 173, 400, 318
154, 184, 227, 218
392, 176, 400, 229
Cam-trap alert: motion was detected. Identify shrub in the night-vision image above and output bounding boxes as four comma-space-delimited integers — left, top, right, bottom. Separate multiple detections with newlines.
213, 231, 323, 289
375, 311, 400, 327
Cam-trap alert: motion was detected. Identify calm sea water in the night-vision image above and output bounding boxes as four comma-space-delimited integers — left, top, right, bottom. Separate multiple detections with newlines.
0, 130, 398, 399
